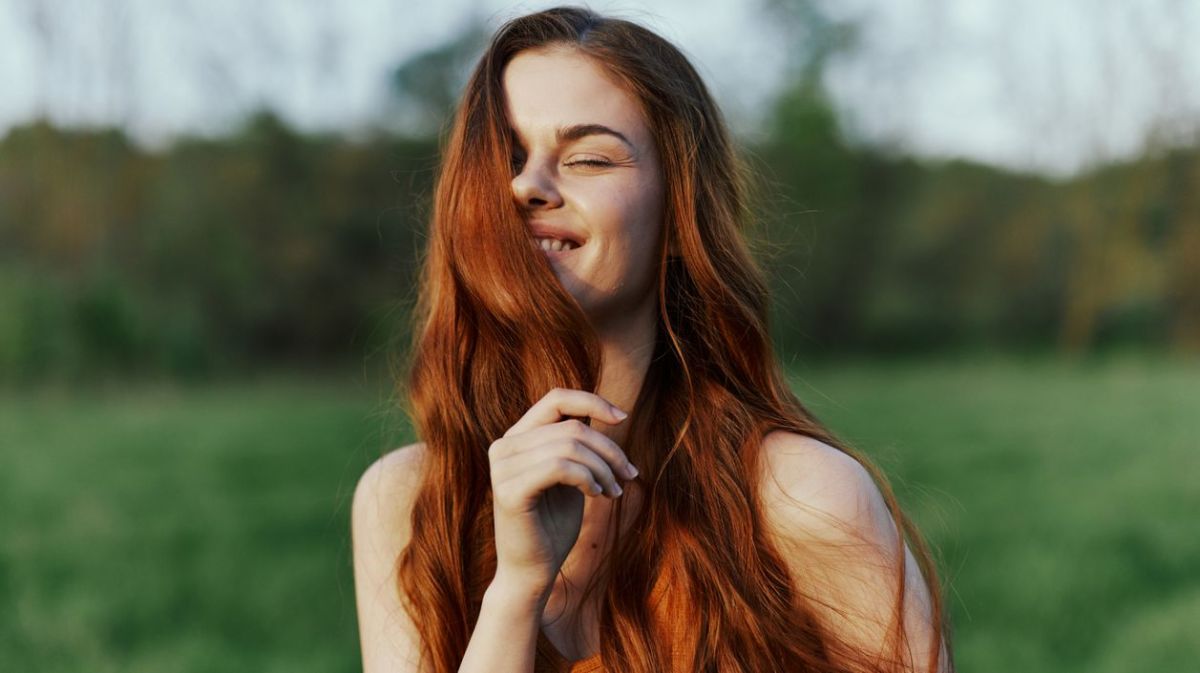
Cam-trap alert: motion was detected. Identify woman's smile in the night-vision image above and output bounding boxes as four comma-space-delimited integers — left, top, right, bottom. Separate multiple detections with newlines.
532, 236, 583, 260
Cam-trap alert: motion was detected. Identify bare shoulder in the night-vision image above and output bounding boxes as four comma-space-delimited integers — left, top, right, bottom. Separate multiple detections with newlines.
759, 430, 896, 548
353, 442, 430, 522
759, 431, 950, 672
352, 441, 430, 569
352, 442, 430, 673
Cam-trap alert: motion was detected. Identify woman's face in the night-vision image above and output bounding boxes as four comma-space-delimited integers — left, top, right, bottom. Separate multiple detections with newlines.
504, 47, 666, 329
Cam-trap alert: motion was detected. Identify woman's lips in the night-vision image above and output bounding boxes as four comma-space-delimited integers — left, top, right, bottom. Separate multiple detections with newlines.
529, 223, 585, 247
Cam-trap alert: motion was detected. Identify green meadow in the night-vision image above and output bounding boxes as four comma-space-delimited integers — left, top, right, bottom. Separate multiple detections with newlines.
1, 354, 1197, 672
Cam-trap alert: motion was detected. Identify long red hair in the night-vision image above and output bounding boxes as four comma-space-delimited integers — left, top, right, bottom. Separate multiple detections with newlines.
396, 7, 953, 672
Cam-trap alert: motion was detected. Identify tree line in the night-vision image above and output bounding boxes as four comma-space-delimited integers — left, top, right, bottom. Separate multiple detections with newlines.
1, 84, 1197, 383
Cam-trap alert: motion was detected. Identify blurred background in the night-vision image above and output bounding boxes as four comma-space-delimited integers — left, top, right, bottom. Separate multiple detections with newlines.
1, 0, 1197, 671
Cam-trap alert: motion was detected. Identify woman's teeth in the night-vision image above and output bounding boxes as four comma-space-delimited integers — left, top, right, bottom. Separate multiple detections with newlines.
535, 237, 579, 252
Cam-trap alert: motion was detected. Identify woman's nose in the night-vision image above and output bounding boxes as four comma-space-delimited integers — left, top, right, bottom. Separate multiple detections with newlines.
511, 160, 563, 209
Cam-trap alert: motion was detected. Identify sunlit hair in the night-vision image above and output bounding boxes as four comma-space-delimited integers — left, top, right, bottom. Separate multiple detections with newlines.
396, 6, 953, 672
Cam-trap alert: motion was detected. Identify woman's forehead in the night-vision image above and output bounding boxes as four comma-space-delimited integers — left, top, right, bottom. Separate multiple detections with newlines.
503, 48, 649, 147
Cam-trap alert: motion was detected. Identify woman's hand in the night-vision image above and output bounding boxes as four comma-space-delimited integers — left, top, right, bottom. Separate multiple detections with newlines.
487, 387, 639, 602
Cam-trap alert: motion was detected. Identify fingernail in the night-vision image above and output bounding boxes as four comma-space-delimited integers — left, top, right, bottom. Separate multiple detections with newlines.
627, 464, 639, 479
612, 483, 623, 497
612, 407, 628, 420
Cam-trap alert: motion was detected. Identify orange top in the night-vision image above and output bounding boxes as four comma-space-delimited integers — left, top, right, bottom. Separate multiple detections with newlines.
533, 565, 691, 673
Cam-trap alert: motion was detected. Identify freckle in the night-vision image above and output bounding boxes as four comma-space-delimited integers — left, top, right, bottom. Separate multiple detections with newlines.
591, 543, 598, 549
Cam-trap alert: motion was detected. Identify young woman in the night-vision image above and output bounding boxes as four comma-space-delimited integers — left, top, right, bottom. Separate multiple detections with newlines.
353, 7, 954, 673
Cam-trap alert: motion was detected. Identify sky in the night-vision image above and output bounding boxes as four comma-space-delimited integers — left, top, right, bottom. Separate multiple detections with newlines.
1, 0, 1197, 177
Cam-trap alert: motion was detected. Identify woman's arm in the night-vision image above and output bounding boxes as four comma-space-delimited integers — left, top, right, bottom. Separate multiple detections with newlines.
456, 572, 547, 672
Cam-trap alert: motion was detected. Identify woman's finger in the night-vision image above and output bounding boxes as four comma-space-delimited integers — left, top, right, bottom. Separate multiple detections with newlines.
493, 457, 604, 510
503, 387, 627, 438
493, 437, 625, 497
493, 419, 637, 480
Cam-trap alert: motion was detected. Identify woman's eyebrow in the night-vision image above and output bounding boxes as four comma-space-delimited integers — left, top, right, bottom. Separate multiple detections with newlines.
508, 123, 635, 151
556, 123, 634, 150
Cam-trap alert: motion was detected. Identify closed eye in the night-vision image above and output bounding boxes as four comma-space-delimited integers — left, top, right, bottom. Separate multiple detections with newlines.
566, 158, 613, 168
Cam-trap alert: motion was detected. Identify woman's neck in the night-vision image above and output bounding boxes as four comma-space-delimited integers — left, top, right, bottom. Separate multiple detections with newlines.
589, 292, 657, 450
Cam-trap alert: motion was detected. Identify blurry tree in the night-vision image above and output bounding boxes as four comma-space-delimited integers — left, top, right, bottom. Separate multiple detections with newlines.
1161, 148, 1200, 350
751, 81, 896, 353
755, 0, 1200, 356
753, 0, 876, 353
388, 21, 489, 138
1138, 2, 1200, 351
0, 116, 438, 382
763, 0, 858, 84
23, 0, 53, 118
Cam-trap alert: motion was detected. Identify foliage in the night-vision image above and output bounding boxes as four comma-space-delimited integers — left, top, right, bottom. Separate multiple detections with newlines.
0, 115, 438, 382
748, 79, 1198, 357
2, 71, 1198, 383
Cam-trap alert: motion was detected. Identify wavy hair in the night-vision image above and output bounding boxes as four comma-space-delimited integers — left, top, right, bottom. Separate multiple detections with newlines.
396, 6, 953, 672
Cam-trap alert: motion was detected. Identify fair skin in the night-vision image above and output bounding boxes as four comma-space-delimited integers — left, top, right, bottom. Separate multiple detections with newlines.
353, 46, 946, 673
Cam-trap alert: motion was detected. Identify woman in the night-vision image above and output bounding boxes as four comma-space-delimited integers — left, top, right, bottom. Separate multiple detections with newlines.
353, 7, 954, 673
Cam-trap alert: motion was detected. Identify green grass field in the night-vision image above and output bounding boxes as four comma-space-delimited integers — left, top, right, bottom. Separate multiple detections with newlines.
2, 355, 1197, 672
